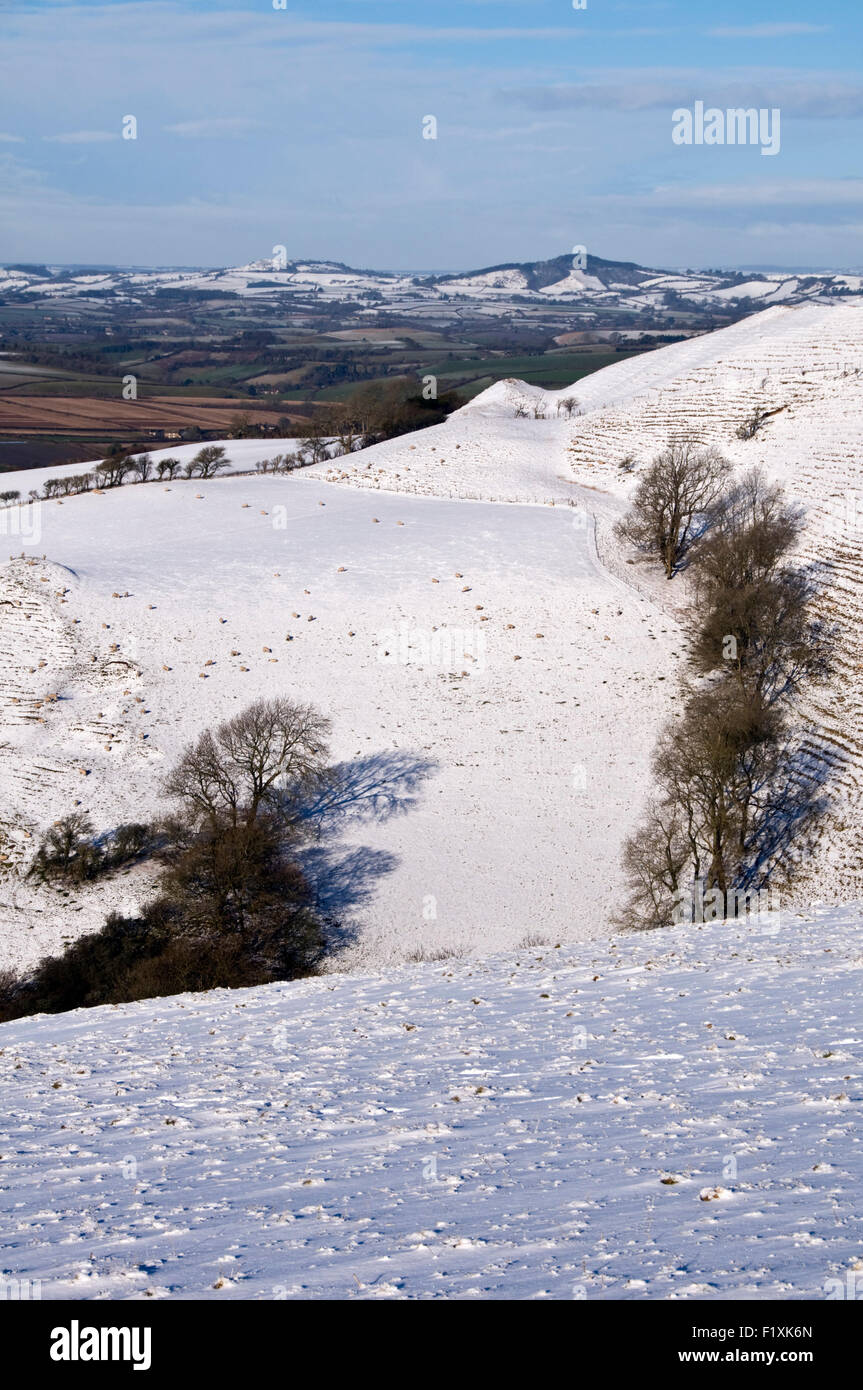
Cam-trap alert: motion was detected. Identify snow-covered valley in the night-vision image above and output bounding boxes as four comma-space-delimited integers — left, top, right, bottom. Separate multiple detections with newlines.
2, 299, 863, 1303
0, 464, 677, 972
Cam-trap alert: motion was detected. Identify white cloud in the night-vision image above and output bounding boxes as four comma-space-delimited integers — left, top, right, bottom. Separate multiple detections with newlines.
42, 130, 119, 144
708, 24, 831, 39
505, 70, 863, 117
164, 118, 263, 138
623, 179, 863, 209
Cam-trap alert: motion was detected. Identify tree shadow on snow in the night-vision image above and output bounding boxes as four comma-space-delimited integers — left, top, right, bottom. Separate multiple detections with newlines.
282, 750, 439, 945
285, 749, 438, 834
744, 731, 844, 891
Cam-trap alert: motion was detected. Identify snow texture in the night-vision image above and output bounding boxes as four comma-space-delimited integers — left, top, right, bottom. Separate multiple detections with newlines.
0, 907, 861, 1300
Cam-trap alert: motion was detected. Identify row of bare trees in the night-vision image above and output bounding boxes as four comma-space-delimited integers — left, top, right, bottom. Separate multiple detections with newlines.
616, 451, 833, 929
38, 446, 230, 500
35, 377, 463, 505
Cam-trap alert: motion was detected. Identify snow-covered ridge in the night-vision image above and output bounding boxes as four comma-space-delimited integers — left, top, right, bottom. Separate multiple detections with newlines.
547, 300, 863, 906
2, 255, 859, 312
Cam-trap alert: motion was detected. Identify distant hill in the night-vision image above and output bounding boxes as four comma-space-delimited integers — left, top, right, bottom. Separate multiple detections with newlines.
2, 253, 861, 314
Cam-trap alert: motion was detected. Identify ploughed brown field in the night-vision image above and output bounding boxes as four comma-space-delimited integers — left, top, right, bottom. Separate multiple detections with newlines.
0, 396, 289, 435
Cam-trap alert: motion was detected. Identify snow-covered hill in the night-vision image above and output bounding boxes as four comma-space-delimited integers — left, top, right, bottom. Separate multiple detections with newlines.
558, 301, 863, 905
1, 905, 861, 1300
2, 298, 862, 975
319, 300, 863, 908
2, 253, 859, 317
2, 301, 862, 1307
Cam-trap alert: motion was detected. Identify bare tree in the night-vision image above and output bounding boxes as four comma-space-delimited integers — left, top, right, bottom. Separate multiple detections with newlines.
688, 470, 832, 704
618, 681, 787, 928
300, 429, 330, 465
615, 443, 731, 577
688, 469, 800, 591
164, 696, 332, 832
616, 803, 689, 930
327, 403, 360, 456
128, 453, 153, 484
736, 405, 779, 440
156, 457, 183, 481
95, 457, 131, 488
188, 445, 229, 479
228, 412, 253, 439
28, 812, 95, 882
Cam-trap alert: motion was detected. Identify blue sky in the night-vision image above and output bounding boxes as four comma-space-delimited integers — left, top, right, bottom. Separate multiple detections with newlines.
0, 0, 861, 270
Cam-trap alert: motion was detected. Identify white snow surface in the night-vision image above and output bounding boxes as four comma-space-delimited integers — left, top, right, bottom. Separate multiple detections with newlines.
0, 455, 678, 971
1, 905, 861, 1300
3, 298, 863, 971
317, 300, 863, 906
1, 302, 863, 1305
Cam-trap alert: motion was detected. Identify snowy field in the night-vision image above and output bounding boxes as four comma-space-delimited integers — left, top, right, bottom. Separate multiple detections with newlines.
3, 298, 863, 972
0, 463, 677, 972
1, 906, 861, 1300
3, 298, 863, 970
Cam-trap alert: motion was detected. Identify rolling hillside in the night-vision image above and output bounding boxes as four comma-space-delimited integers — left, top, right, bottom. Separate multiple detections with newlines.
2, 299, 862, 973
2, 255, 860, 314
319, 300, 863, 909
1, 904, 861, 1300
0, 445, 677, 973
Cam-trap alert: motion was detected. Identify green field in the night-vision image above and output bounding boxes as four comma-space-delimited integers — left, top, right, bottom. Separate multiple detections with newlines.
314, 347, 646, 402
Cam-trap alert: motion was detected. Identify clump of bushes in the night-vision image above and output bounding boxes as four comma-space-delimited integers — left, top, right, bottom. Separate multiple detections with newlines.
1, 697, 333, 1020
28, 813, 157, 884
3, 820, 324, 1018
736, 407, 771, 441
255, 452, 302, 475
